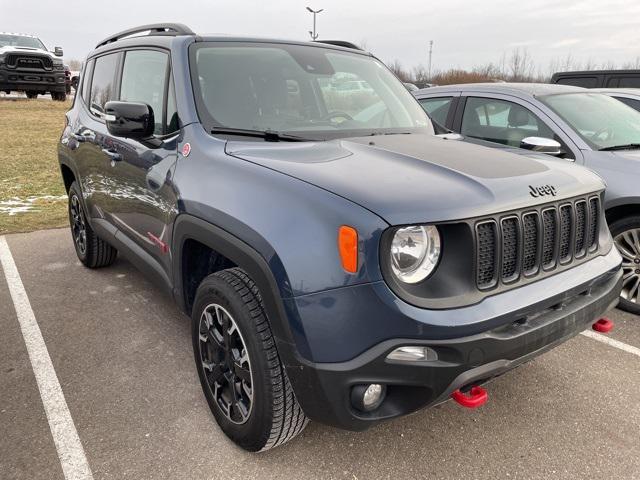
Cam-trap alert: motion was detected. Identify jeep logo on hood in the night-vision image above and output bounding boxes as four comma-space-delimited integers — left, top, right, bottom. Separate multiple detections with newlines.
529, 184, 557, 198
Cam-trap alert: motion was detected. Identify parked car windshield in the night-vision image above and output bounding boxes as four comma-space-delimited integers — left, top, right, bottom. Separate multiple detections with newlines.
539, 92, 640, 150
190, 42, 433, 140
0, 34, 46, 50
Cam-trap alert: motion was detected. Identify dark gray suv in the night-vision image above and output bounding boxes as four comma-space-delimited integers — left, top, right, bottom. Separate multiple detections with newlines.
59, 25, 621, 451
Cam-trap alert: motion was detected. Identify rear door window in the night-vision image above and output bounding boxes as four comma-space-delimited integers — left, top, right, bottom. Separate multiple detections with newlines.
418, 97, 453, 127
616, 77, 640, 88
89, 53, 119, 118
556, 76, 598, 88
461, 97, 556, 147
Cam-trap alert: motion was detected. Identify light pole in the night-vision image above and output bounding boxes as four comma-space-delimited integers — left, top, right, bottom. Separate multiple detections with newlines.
306, 7, 323, 41
428, 40, 434, 81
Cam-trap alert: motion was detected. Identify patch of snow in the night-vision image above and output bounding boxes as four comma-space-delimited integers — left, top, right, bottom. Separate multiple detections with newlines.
0, 195, 67, 216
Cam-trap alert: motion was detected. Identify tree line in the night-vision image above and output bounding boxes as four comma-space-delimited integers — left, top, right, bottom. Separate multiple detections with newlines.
385, 48, 640, 87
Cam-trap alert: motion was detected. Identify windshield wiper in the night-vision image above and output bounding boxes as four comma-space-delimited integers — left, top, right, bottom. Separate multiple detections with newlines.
367, 131, 413, 136
599, 143, 640, 151
210, 127, 312, 142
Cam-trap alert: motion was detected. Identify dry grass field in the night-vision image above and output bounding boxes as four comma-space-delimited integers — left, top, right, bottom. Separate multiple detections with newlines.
0, 98, 71, 234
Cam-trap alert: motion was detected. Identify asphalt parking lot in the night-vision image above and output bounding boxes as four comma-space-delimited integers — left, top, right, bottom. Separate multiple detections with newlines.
1, 228, 639, 480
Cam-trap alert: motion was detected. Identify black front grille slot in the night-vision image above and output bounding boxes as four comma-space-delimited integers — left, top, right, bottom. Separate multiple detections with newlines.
575, 201, 587, 257
476, 221, 497, 288
501, 217, 519, 282
541, 209, 557, 269
522, 213, 539, 275
588, 197, 600, 250
559, 205, 572, 263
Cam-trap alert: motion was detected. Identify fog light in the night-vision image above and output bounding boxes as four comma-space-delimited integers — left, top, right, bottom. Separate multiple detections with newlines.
386, 346, 438, 363
363, 384, 383, 408
351, 383, 386, 412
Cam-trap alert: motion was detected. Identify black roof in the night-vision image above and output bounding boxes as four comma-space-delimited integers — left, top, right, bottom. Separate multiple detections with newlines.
96, 23, 194, 48
92, 23, 367, 56
552, 69, 640, 76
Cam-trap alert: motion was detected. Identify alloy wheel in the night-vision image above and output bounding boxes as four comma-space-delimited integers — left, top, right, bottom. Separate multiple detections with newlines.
614, 228, 640, 304
198, 303, 253, 424
69, 194, 87, 255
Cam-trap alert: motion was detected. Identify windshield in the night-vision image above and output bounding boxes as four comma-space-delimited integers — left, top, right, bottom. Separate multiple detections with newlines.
0, 34, 46, 50
190, 43, 433, 140
539, 92, 640, 150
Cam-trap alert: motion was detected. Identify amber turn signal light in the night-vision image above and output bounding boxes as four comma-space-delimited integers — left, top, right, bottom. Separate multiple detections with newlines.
338, 226, 358, 273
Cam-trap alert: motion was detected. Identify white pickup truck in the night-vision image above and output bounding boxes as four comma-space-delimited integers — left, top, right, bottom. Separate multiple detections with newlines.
0, 32, 67, 100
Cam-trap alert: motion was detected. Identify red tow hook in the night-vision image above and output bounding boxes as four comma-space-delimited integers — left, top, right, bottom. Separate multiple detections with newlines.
451, 386, 488, 409
592, 318, 614, 333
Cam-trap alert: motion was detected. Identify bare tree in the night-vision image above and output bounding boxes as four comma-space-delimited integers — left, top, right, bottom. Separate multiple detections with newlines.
385, 49, 638, 88
67, 59, 83, 71
412, 64, 430, 85
621, 56, 640, 69
506, 48, 535, 82
386, 59, 412, 82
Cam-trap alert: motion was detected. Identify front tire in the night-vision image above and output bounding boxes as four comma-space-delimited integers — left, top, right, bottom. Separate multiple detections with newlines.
26, 91, 37, 99
68, 182, 117, 268
192, 268, 307, 451
611, 215, 640, 314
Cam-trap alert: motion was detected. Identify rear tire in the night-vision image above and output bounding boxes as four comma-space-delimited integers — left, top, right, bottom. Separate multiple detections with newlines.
68, 182, 117, 268
52, 91, 67, 101
192, 267, 308, 451
26, 91, 37, 99
611, 215, 640, 315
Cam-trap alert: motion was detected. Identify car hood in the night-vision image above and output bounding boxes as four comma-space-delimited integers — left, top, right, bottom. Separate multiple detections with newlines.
610, 149, 640, 161
226, 134, 604, 225
0, 45, 54, 57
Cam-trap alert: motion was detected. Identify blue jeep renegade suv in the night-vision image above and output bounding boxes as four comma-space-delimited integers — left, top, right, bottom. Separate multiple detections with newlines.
58, 24, 622, 451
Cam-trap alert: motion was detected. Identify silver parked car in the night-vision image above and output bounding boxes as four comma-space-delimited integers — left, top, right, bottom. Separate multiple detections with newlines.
414, 83, 640, 313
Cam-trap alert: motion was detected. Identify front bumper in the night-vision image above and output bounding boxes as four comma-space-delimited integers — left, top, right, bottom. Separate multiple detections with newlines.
0, 66, 66, 93
284, 250, 621, 431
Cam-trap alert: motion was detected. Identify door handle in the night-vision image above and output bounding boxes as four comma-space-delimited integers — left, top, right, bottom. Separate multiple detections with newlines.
101, 148, 122, 162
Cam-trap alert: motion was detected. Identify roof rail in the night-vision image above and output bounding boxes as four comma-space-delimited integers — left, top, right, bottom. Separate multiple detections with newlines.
315, 40, 362, 51
95, 23, 195, 49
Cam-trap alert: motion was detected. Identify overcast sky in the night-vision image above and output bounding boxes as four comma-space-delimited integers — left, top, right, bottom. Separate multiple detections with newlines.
2, 0, 639, 73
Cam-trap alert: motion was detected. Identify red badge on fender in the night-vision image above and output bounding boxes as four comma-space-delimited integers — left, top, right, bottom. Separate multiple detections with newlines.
181, 143, 191, 157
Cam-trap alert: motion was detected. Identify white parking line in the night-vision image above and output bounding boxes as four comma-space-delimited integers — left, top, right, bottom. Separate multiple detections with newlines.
0, 236, 93, 480
581, 330, 640, 357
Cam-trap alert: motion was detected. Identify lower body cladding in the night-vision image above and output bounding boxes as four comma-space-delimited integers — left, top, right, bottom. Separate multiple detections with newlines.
0, 69, 66, 94
282, 248, 622, 431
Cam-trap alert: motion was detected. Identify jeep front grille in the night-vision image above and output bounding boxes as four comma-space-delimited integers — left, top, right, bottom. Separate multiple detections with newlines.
475, 195, 600, 289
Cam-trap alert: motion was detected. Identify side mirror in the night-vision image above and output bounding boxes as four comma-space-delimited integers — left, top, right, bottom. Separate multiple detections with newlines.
520, 137, 563, 156
104, 101, 154, 139
54, 47, 64, 57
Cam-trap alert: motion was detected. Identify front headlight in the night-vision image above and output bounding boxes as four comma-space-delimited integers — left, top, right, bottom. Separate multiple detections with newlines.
390, 225, 441, 283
